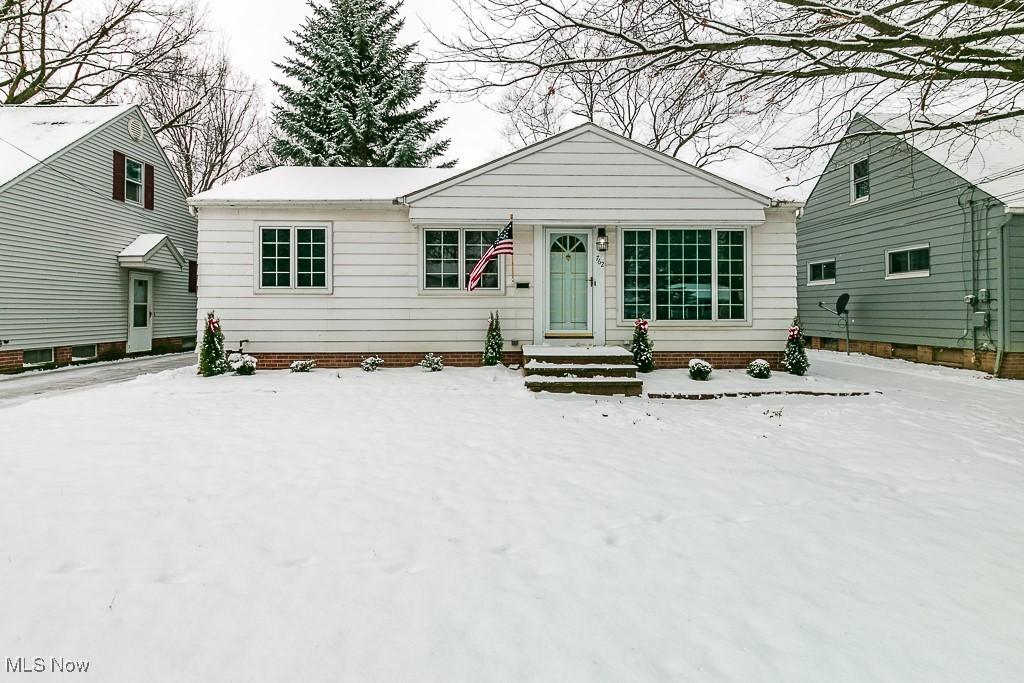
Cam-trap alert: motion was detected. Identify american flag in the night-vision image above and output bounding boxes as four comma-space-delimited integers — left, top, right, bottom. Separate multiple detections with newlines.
467, 218, 514, 291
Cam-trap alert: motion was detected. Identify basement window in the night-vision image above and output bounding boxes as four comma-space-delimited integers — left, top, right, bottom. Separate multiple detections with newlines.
23, 348, 54, 366
71, 344, 98, 360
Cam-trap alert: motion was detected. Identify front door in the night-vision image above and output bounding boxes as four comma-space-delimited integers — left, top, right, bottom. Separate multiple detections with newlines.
127, 272, 153, 353
547, 231, 592, 336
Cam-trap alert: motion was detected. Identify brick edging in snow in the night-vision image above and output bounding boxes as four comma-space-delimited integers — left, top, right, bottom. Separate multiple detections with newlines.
648, 390, 882, 400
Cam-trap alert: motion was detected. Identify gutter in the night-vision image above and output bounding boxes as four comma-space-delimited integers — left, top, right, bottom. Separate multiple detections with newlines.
995, 213, 1013, 376
186, 199, 404, 210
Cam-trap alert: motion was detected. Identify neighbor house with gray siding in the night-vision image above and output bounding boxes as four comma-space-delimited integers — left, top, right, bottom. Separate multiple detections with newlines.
797, 114, 1024, 378
188, 122, 799, 391
0, 105, 198, 372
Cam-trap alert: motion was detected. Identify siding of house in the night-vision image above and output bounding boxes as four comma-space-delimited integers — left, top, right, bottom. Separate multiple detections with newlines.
1010, 214, 1024, 352
196, 206, 535, 353
797, 116, 1005, 350
407, 129, 767, 225
0, 108, 197, 353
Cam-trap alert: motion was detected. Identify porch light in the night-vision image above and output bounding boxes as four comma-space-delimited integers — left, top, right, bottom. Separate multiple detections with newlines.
596, 228, 609, 252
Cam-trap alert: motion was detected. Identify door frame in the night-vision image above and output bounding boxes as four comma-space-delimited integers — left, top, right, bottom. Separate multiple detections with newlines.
533, 226, 606, 345
126, 270, 154, 353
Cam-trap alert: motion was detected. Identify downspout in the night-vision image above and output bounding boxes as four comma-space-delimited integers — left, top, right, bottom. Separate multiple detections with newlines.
994, 211, 1013, 377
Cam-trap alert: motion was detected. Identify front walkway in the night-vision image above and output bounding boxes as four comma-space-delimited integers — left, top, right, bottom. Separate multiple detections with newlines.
0, 352, 195, 408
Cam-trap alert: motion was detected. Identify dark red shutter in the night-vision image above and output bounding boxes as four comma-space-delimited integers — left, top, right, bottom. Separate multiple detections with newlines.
112, 151, 125, 201
188, 260, 198, 293
144, 163, 155, 210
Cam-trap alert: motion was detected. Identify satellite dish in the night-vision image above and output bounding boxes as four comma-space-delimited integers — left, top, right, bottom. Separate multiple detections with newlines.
836, 293, 850, 316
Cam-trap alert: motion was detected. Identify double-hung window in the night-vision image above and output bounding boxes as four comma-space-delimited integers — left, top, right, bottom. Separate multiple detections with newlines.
851, 158, 870, 203
886, 244, 930, 279
125, 158, 144, 204
258, 224, 330, 291
807, 258, 837, 285
423, 228, 502, 291
621, 228, 747, 323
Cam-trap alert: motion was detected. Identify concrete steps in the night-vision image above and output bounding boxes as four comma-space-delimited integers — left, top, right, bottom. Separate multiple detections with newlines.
522, 345, 642, 396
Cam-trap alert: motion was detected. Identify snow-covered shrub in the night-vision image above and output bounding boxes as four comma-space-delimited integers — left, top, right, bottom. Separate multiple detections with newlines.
290, 359, 316, 373
228, 352, 258, 376
688, 358, 713, 381
783, 318, 810, 376
482, 311, 504, 366
747, 358, 772, 379
630, 318, 654, 373
361, 356, 384, 372
419, 353, 444, 372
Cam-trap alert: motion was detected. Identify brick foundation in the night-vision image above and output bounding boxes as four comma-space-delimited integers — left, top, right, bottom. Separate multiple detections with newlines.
808, 336, 1024, 379
0, 336, 194, 374
247, 349, 783, 371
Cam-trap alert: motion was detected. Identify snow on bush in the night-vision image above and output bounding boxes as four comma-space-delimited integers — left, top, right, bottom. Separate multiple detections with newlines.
290, 359, 317, 373
227, 353, 258, 376
747, 358, 772, 379
419, 353, 444, 372
688, 358, 713, 381
361, 356, 384, 372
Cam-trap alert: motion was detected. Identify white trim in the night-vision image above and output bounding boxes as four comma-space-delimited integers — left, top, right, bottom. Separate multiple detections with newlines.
253, 222, 334, 295
126, 271, 154, 353
543, 227, 596, 339
416, 226, 508, 295
885, 243, 931, 280
614, 225, 754, 328
806, 257, 837, 286
850, 157, 870, 204
402, 123, 772, 206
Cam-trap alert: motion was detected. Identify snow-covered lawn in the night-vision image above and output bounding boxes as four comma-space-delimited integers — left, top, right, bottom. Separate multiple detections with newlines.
1, 351, 1023, 681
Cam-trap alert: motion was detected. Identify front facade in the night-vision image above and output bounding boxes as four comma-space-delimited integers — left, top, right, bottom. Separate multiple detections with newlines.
0, 105, 198, 372
190, 124, 798, 368
797, 115, 1024, 378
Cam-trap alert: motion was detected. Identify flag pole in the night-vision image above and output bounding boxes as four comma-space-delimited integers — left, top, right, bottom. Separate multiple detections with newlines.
509, 213, 515, 283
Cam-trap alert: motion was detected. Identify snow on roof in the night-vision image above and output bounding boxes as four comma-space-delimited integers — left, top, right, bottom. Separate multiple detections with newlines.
868, 113, 1024, 209
119, 233, 170, 258
189, 166, 465, 205
0, 104, 134, 188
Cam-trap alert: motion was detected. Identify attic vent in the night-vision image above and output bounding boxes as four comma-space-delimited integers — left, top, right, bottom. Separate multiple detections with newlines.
127, 118, 143, 141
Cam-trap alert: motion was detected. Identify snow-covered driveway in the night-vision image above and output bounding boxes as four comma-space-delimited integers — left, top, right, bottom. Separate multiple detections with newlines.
0, 351, 1022, 681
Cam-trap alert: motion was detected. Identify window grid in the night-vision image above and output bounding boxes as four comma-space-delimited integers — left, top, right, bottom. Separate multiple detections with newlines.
464, 230, 499, 289
717, 231, 745, 320
655, 229, 712, 321
261, 228, 291, 288
296, 228, 327, 288
622, 230, 651, 320
424, 230, 461, 289
623, 228, 746, 323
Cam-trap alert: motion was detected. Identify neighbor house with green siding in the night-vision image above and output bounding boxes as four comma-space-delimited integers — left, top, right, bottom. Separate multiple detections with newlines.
0, 105, 198, 372
797, 114, 1024, 378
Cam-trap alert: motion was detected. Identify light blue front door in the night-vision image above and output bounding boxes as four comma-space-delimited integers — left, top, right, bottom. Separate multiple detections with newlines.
548, 232, 590, 332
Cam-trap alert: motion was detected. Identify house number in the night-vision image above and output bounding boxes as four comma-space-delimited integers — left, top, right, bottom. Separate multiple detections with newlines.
595, 253, 605, 267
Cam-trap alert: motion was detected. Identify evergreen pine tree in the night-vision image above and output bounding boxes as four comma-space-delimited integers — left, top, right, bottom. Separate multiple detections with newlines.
199, 311, 228, 377
272, 0, 452, 168
482, 311, 504, 366
783, 316, 810, 376
630, 318, 654, 373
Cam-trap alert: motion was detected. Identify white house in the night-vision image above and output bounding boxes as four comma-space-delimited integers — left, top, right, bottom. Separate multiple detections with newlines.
188, 124, 798, 373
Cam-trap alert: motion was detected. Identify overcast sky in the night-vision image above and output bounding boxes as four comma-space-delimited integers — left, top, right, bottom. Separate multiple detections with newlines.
203, 0, 799, 196
205, 0, 512, 167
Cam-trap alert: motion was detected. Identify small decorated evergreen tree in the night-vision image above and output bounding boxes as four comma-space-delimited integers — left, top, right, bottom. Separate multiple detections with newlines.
198, 311, 228, 377
630, 318, 654, 373
783, 317, 810, 376
482, 311, 504, 366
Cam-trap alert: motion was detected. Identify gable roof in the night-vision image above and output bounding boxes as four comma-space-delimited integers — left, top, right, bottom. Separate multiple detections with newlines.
862, 113, 1024, 210
117, 233, 186, 270
402, 122, 772, 206
189, 166, 464, 206
0, 104, 135, 189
